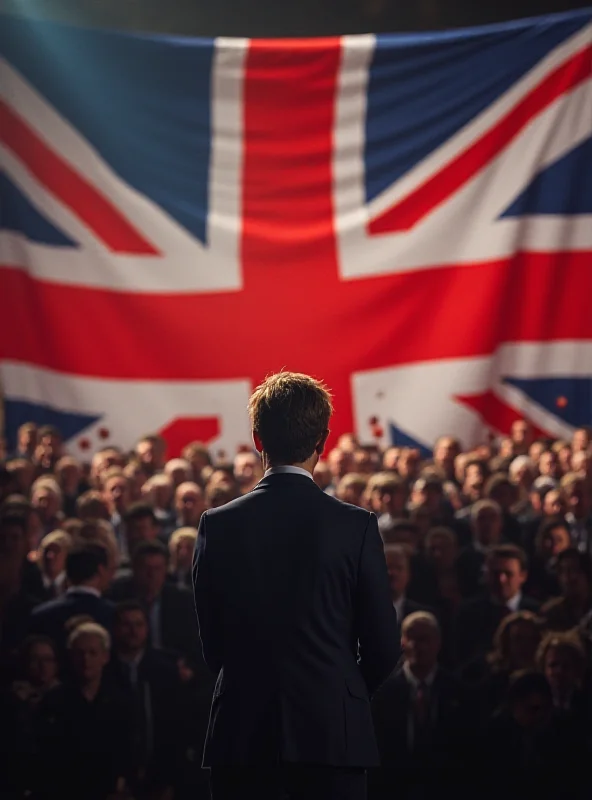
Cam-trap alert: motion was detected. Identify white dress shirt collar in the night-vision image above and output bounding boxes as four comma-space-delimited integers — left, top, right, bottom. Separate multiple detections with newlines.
393, 595, 406, 622
506, 591, 522, 613
264, 465, 313, 481
403, 661, 438, 689
66, 585, 100, 598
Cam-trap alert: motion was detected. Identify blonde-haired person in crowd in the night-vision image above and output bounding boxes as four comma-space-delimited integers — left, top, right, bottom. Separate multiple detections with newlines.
169, 527, 198, 589
30, 477, 64, 537
37, 529, 72, 599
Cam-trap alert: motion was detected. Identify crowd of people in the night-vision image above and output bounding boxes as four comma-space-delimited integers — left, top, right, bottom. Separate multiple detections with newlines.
1, 419, 591, 799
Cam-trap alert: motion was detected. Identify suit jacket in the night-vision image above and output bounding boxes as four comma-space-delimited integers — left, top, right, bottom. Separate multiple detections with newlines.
107, 577, 201, 666
193, 471, 399, 768
371, 667, 469, 773
455, 593, 540, 666
29, 589, 114, 656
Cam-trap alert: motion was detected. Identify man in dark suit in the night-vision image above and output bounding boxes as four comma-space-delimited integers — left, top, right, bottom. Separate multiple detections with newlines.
108, 540, 201, 667
384, 544, 428, 629
30, 543, 114, 657
194, 372, 399, 800
371, 612, 470, 798
455, 544, 539, 665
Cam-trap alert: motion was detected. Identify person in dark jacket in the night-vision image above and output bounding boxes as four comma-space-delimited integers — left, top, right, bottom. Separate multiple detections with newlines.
194, 372, 399, 800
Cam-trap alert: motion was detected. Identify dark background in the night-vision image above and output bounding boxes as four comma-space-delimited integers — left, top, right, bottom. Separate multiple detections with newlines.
0, 0, 590, 36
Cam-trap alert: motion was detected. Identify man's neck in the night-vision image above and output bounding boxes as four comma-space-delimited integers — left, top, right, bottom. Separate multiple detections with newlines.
408, 662, 437, 682
80, 678, 101, 701
117, 647, 145, 662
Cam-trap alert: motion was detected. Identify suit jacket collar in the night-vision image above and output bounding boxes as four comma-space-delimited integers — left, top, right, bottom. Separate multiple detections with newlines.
253, 472, 321, 492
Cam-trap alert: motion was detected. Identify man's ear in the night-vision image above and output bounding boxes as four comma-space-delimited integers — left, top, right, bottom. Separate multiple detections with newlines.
315, 429, 330, 456
252, 432, 263, 453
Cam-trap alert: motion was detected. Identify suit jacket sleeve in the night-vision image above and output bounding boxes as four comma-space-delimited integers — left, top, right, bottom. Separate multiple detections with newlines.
192, 512, 222, 674
356, 512, 400, 696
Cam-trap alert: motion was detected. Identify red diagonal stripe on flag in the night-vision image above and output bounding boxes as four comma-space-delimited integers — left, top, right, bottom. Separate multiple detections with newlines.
0, 100, 160, 255
455, 390, 553, 438
369, 43, 592, 235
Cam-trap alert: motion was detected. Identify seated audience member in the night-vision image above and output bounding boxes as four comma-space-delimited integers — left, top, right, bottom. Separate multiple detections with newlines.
76, 489, 110, 522
124, 460, 151, 502
102, 468, 132, 555
335, 472, 368, 507
107, 540, 200, 667
572, 448, 592, 478
142, 473, 175, 532
31, 477, 64, 537
456, 500, 503, 598
9, 421, 37, 461
135, 434, 167, 478
233, 450, 264, 494
465, 611, 542, 719
33, 425, 63, 473
525, 517, 570, 600
168, 527, 198, 589
105, 601, 183, 798
508, 455, 535, 514
521, 485, 566, 556
55, 456, 86, 517
479, 671, 586, 799
410, 475, 454, 523
90, 447, 126, 488
35, 623, 133, 800
325, 447, 353, 494
456, 545, 539, 666
537, 632, 590, 732
424, 526, 462, 613
164, 457, 194, 489
397, 447, 421, 486
173, 481, 206, 531
510, 419, 534, 457
381, 519, 439, 607
539, 448, 561, 481
382, 446, 400, 472
561, 473, 592, 555
30, 543, 114, 656
206, 483, 237, 509
459, 457, 489, 507
0, 511, 41, 670
432, 436, 461, 484
352, 446, 380, 475
36, 530, 72, 599
182, 441, 212, 478
366, 472, 408, 526
540, 548, 592, 632
122, 502, 162, 564
384, 545, 427, 628
371, 611, 469, 797
484, 473, 522, 545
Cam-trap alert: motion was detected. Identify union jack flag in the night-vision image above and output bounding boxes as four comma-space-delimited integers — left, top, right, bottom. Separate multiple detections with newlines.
1, 10, 591, 458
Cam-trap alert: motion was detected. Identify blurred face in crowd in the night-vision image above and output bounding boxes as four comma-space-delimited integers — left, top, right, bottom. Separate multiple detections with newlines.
327, 448, 352, 481
136, 438, 165, 473
398, 449, 421, 481
557, 556, 589, 602
370, 484, 406, 517
529, 441, 545, 465
572, 428, 590, 453
486, 556, 526, 603
0, 521, 27, 563
8, 460, 35, 495
175, 482, 206, 525
353, 450, 376, 475
571, 450, 591, 477
464, 462, 486, 500
337, 479, 367, 508
313, 461, 332, 490
425, 531, 458, 571
113, 609, 149, 655
543, 646, 582, 698
433, 437, 458, 476
234, 452, 263, 489
43, 542, 68, 580
207, 485, 236, 509
385, 548, 410, 600
208, 469, 236, 490
505, 620, 540, 670
35, 432, 62, 467
402, 619, 440, 675
382, 447, 400, 472
511, 420, 533, 452
103, 475, 130, 515
18, 424, 37, 455
133, 553, 168, 601
489, 481, 516, 512
70, 634, 109, 684
541, 524, 571, 560
473, 505, 502, 547
412, 481, 443, 515
557, 445, 572, 474
56, 460, 82, 495
26, 641, 58, 689
32, 487, 61, 522
174, 537, 195, 571
454, 453, 468, 484
542, 489, 565, 517
539, 450, 559, 479
563, 480, 590, 520
126, 514, 159, 553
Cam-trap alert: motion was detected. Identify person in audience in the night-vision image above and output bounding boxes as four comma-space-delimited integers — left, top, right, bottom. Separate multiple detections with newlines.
30, 543, 114, 656
31, 477, 64, 537
325, 447, 353, 494
35, 622, 133, 799
371, 612, 469, 798
135, 434, 167, 477
397, 448, 421, 485
335, 472, 368, 507
456, 500, 503, 598
510, 420, 534, 456
164, 457, 194, 489
106, 601, 182, 798
76, 489, 111, 522
33, 425, 63, 473
10, 422, 37, 461
55, 456, 86, 517
540, 548, 592, 631
233, 450, 264, 494
168, 527, 197, 589
6, 458, 36, 496
456, 544, 539, 665
432, 436, 461, 483
561, 473, 592, 555
382, 446, 400, 472
142, 473, 176, 534
366, 472, 408, 525
102, 468, 132, 555
206, 483, 238, 509
384, 544, 427, 628
539, 449, 561, 481
525, 517, 570, 600
537, 632, 589, 725
312, 460, 333, 491
572, 427, 591, 454
122, 502, 162, 563
484, 473, 522, 545
173, 481, 206, 531
36, 530, 71, 600
107, 540, 200, 667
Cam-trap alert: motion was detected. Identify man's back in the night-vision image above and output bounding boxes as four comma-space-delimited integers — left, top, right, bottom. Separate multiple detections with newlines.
31, 590, 114, 651
194, 471, 399, 768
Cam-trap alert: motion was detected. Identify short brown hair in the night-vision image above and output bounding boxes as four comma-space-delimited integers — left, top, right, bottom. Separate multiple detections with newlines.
248, 372, 333, 465
487, 543, 529, 572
